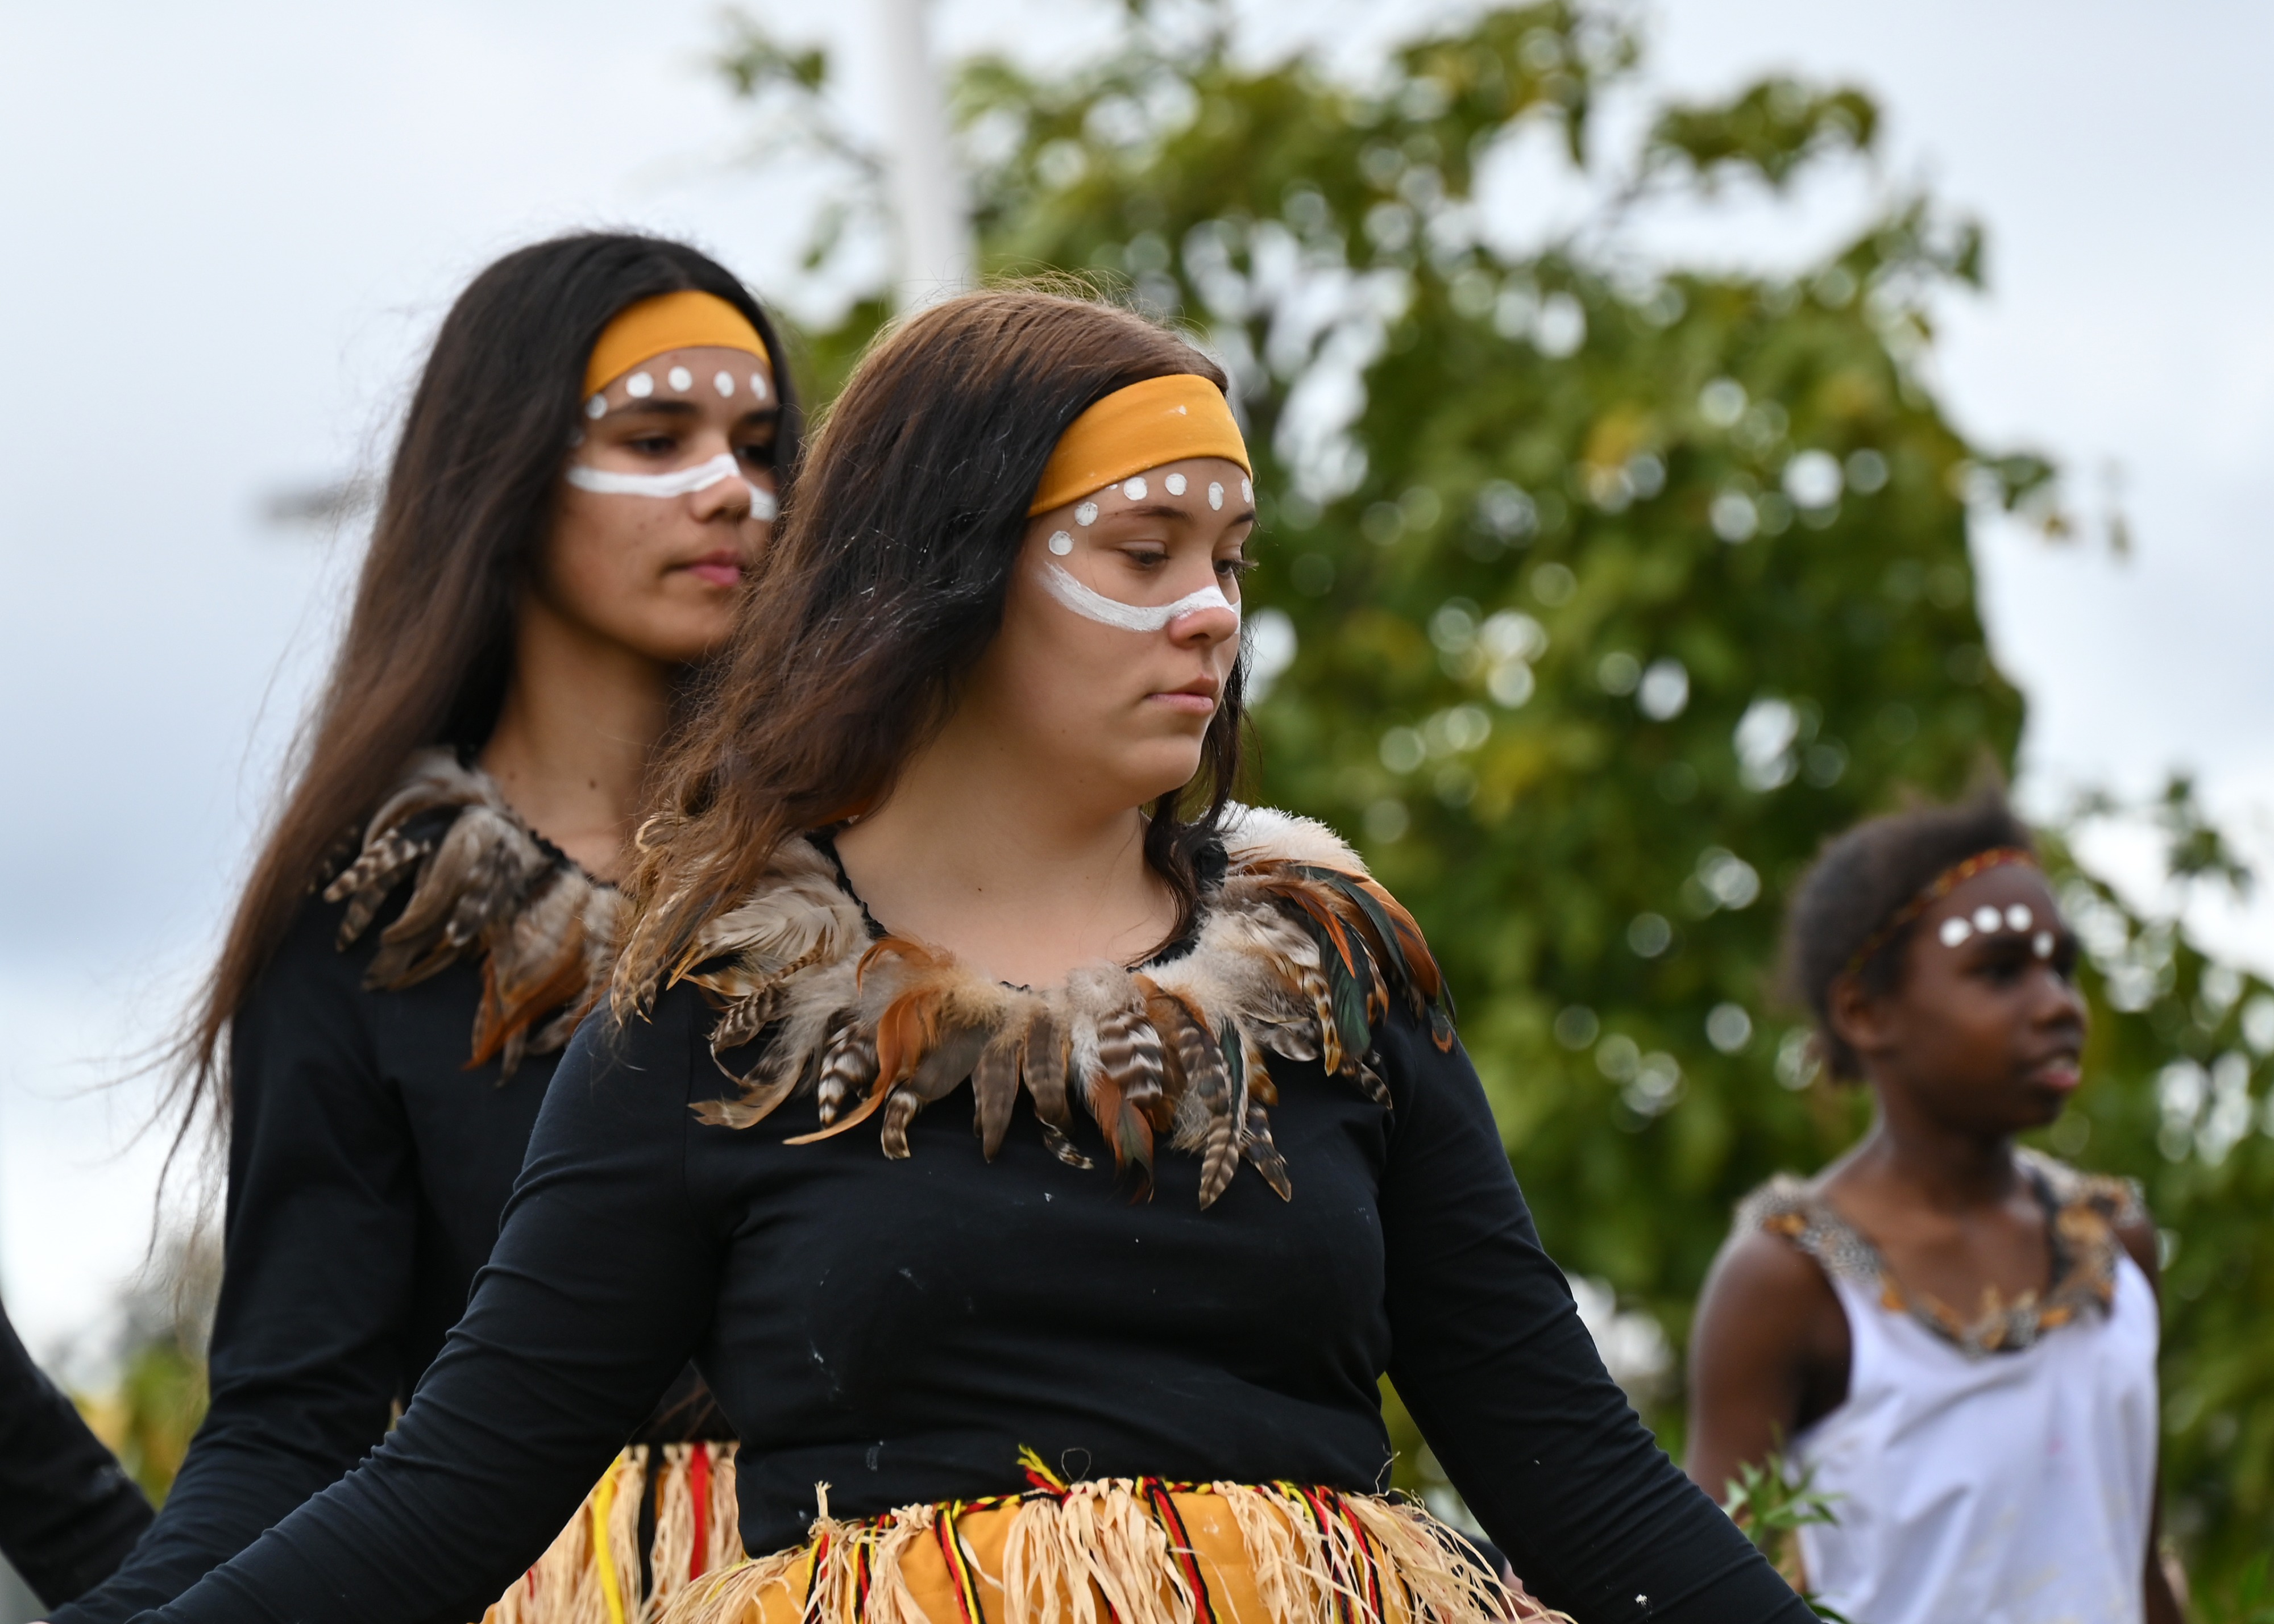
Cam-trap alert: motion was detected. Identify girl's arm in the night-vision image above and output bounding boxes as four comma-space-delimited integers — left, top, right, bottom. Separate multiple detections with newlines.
55, 900, 420, 1624
1682, 1227, 1848, 1507
0, 1297, 150, 1608
129, 986, 725, 1624
1372, 1011, 1817, 1624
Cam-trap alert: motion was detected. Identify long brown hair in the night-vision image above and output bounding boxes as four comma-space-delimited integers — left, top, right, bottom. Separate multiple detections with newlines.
167, 232, 799, 1157
615, 288, 1245, 1015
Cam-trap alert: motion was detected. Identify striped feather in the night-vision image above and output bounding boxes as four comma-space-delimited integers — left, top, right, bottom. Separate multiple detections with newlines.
1240, 1099, 1292, 1201
1018, 1010, 1092, 1169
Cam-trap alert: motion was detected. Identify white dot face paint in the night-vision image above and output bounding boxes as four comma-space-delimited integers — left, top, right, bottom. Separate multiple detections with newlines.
1075, 501, 1099, 527
715, 371, 736, 397
1241, 476, 1253, 503
2033, 930, 2055, 960
2006, 903, 2034, 932
626, 371, 655, 398
1047, 531, 1074, 555
1207, 481, 1224, 510
1972, 905, 2002, 934
1039, 562, 1240, 635
1939, 917, 1973, 948
564, 451, 780, 521
667, 365, 694, 392
1165, 472, 1188, 496
585, 394, 608, 420
750, 372, 770, 401
1124, 476, 1148, 500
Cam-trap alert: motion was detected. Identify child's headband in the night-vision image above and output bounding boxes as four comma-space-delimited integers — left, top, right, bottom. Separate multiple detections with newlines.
585, 290, 771, 397
1027, 374, 1251, 517
1842, 846, 2038, 980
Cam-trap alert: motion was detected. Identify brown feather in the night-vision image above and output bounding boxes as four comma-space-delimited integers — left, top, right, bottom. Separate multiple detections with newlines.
1018, 1010, 1091, 1169
812, 1021, 877, 1123
1088, 996, 1165, 1187
1147, 989, 1239, 1208
325, 827, 433, 945
706, 985, 781, 1057
1240, 1099, 1293, 1201
971, 1027, 1023, 1160
467, 873, 591, 1074
878, 1025, 989, 1158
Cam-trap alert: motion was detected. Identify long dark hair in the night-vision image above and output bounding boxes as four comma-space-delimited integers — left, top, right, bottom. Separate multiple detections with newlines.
616, 288, 1243, 1012
169, 231, 800, 1149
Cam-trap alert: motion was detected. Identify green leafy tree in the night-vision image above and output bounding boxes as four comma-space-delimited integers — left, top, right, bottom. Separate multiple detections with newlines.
720, 0, 2273, 1586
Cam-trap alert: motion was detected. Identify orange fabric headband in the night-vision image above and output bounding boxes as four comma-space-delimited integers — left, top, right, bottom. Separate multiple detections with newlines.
584, 290, 770, 396
1027, 374, 1251, 517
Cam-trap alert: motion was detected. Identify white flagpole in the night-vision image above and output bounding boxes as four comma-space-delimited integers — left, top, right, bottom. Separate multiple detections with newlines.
871, 0, 975, 306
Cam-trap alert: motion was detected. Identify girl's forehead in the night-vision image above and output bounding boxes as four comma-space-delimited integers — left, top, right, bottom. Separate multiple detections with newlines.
1929, 862, 2057, 920
1081, 456, 1252, 512
591, 344, 774, 410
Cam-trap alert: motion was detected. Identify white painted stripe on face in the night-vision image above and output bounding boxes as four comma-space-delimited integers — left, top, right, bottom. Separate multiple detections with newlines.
1040, 560, 1239, 634
565, 451, 779, 520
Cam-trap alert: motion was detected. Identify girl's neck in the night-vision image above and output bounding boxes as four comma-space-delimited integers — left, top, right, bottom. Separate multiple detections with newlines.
1842, 1093, 2022, 1215
478, 593, 673, 883
830, 715, 1176, 987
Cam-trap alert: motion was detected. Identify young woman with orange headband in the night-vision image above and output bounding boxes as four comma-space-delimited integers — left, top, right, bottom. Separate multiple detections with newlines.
126, 289, 1810, 1624
51, 234, 798, 1624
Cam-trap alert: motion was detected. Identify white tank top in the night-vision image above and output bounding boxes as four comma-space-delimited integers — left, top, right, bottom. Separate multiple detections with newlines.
1739, 1154, 2159, 1624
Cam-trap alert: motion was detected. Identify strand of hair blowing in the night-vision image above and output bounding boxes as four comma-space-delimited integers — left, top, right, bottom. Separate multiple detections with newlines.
616, 289, 1247, 1017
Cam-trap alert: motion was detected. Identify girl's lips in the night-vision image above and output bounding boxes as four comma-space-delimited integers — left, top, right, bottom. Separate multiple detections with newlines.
684, 556, 743, 587
1148, 691, 1218, 715
2029, 1057, 2083, 1094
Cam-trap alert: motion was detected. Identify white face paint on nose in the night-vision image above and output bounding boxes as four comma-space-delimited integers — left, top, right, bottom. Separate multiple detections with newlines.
565, 451, 779, 521
1039, 562, 1239, 634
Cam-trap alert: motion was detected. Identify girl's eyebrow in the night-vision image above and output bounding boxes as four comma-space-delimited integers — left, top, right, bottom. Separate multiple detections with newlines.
1101, 502, 1258, 524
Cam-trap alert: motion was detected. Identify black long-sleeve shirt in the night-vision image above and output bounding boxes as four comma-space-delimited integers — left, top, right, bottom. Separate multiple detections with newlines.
0, 1297, 150, 1607
130, 966, 1810, 1624
52, 892, 566, 1624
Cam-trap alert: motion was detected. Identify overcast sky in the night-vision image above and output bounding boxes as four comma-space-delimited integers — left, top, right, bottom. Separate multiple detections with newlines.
2, 0, 2269, 1365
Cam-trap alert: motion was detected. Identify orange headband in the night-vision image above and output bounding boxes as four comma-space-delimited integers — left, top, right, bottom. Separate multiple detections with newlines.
1027, 374, 1251, 517
583, 290, 771, 397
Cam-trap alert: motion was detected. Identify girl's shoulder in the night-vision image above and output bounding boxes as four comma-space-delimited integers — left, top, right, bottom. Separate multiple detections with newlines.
677, 805, 1453, 1208
1733, 1174, 1889, 1292
319, 747, 621, 1077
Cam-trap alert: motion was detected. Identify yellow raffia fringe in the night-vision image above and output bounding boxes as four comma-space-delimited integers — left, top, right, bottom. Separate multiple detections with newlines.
483, 1445, 744, 1624
655, 1479, 1571, 1624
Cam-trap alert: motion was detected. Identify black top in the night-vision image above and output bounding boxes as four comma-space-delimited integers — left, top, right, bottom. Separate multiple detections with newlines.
130, 966, 1809, 1624
0, 1297, 150, 1607
52, 892, 569, 1624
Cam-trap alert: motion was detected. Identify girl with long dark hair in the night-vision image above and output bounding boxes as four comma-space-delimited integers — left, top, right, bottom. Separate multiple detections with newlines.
126, 288, 1811, 1624
52, 232, 800, 1624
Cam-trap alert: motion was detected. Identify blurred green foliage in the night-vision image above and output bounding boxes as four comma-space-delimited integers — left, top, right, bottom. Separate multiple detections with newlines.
718, 0, 2273, 1595
73, 1233, 217, 1505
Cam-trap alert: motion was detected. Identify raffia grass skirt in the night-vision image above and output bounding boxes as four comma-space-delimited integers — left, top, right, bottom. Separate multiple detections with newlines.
483, 1442, 743, 1624
655, 1463, 1569, 1624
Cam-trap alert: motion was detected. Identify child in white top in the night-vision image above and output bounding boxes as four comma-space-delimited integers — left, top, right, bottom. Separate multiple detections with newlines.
1685, 790, 2180, 1624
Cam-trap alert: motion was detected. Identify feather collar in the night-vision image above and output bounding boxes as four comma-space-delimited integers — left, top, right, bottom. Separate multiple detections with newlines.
322, 748, 622, 1077
680, 807, 1455, 1207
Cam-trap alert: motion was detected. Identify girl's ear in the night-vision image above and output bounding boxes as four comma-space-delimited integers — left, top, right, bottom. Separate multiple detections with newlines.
1828, 971, 1898, 1069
